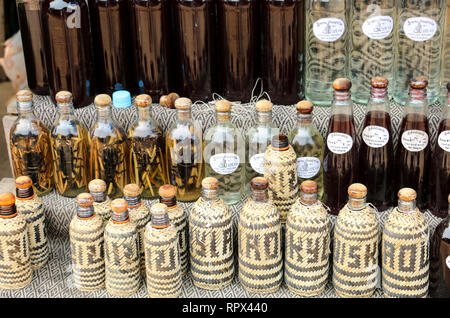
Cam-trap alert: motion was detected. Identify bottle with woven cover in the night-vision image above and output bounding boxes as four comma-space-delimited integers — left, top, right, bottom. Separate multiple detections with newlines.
15, 176, 48, 270
189, 177, 234, 290
104, 198, 140, 296
285, 180, 331, 296
69, 193, 105, 292
88, 179, 111, 226
332, 183, 380, 298
10, 90, 53, 196
0, 192, 32, 290
382, 188, 429, 298
238, 177, 282, 294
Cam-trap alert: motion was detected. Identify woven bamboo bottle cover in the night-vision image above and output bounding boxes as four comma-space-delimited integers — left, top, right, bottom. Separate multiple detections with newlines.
159, 184, 188, 275
0, 192, 32, 289
382, 188, 429, 298
285, 180, 331, 296
88, 179, 111, 226
144, 203, 182, 298
332, 183, 380, 298
15, 176, 49, 270
189, 177, 234, 290
69, 193, 105, 292
104, 198, 140, 296
263, 135, 298, 223
238, 177, 282, 294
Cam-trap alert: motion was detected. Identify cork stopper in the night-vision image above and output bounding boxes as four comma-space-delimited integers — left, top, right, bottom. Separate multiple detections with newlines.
150, 203, 170, 228
15, 176, 32, 189
123, 184, 141, 198
250, 177, 269, 191
111, 199, 128, 213
55, 91, 73, 104
88, 179, 106, 193
332, 78, 352, 91
271, 135, 289, 150
255, 100, 272, 112
174, 97, 192, 110
398, 188, 417, 202
151, 203, 168, 216
202, 177, 219, 190
215, 99, 232, 113
300, 180, 318, 194
158, 184, 177, 198
160, 92, 180, 109
135, 94, 152, 108
348, 183, 367, 199
16, 90, 33, 102
409, 77, 428, 89
370, 76, 389, 88
76, 193, 94, 207
94, 94, 112, 107
296, 100, 313, 114
0, 192, 15, 207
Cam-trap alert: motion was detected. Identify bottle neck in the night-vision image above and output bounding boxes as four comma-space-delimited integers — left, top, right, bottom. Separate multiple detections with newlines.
258, 111, 272, 125
177, 109, 192, 120
368, 88, 389, 112
398, 199, 416, 213
96, 106, 113, 123
16, 187, 35, 200
111, 210, 129, 224
90, 191, 106, 203
17, 105, 35, 119
124, 195, 142, 208
160, 196, 177, 208
151, 213, 170, 229
405, 89, 427, 115
252, 189, 269, 203
217, 111, 231, 123
300, 192, 318, 205
331, 91, 353, 116
0, 204, 17, 218
57, 102, 75, 117
138, 106, 151, 121
202, 188, 219, 202
297, 113, 312, 125
348, 196, 367, 211
77, 205, 94, 219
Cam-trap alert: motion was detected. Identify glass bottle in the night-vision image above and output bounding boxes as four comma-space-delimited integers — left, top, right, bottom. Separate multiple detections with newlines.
10, 90, 53, 196
204, 99, 245, 205
305, 0, 349, 106
288, 100, 324, 199
89, 94, 129, 199
166, 97, 204, 202
50, 91, 89, 197
441, 1, 450, 100
323, 78, 359, 215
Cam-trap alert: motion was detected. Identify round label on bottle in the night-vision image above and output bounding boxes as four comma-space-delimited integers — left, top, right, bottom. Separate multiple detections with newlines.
403, 17, 437, 42
401, 130, 429, 152
297, 157, 321, 179
362, 15, 394, 40
446, 256, 450, 269
438, 130, 450, 152
362, 125, 390, 148
209, 153, 240, 175
327, 133, 353, 154
249, 153, 265, 175
313, 17, 346, 42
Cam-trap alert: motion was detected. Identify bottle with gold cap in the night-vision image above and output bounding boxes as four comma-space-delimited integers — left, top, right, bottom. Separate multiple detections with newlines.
238, 177, 282, 294
159, 184, 188, 275
189, 177, 234, 290
15, 176, 48, 270
128, 94, 168, 199
288, 100, 324, 199
104, 198, 140, 296
204, 99, 245, 205
89, 94, 129, 199
382, 188, 429, 298
88, 179, 111, 225
50, 91, 89, 197
0, 192, 32, 289
332, 183, 380, 298
166, 97, 204, 202
69, 193, 105, 292
285, 180, 331, 296
10, 90, 53, 196
144, 203, 182, 298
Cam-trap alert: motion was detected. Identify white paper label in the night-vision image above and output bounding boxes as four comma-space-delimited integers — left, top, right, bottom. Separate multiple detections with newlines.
327, 133, 353, 154
438, 130, 450, 152
401, 130, 429, 152
313, 17, 346, 42
446, 256, 450, 269
362, 15, 394, 40
249, 153, 265, 175
209, 153, 240, 175
362, 125, 390, 148
297, 157, 321, 179
403, 17, 437, 42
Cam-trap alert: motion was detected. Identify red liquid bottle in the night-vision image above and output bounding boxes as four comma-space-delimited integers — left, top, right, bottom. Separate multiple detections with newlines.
359, 77, 394, 211
323, 78, 359, 215
395, 77, 431, 210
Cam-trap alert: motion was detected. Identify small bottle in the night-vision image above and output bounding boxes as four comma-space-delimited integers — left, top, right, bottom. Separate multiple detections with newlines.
285, 180, 331, 296
382, 188, 429, 298
204, 99, 245, 205
263, 135, 298, 223
70, 193, 105, 292
288, 101, 325, 199
0, 192, 32, 290
189, 177, 234, 290
15, 176, 49, 270
104, 198, 140, 296
144, 203, 182, 298
10, 90, 53, 196
88, 179, 112, 225
159, 184, 188, 276
51, 91, 89, 197
332, 183, 379, 298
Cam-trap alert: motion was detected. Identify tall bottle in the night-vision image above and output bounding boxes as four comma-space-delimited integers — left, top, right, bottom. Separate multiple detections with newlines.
305, 0, 349, 106
441, 1, 450, 98
323, 78, 358, 215
359, 77, 394, 211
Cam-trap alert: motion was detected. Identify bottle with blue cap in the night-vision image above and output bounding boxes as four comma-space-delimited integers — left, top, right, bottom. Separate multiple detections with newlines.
112, 90, 132, 109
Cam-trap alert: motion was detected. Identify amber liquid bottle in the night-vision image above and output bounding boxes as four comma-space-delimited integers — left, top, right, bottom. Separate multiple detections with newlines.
323, 78, 359, 215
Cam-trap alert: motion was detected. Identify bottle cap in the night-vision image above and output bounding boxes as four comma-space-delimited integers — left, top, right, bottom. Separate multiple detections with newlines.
296, 100, 313, 114
15, 176, 33, 189
250, 177, 269, 191
202, 177, 219, 190
398, 188, 417, 202
55, 91, 73, 104
158, 184, 177, 198
348, 183, 367, 199
0, 192, 15, 207
94, 94, 112, 108
111, 198, 128, 213
112, 90, 131, 109
76, 193, 94, 207
16, 90, 33, 103
151, 203, 168, 216
160, 93, 180, 109
123, 184, 141, 197
300, 180, 318, 194
332, 78, 352, 91
174, 97, 192, 110
215, 99, 232, 113
370, 76, 389, 88
88, 179, 107, 193
255, 100, 273, 112
271, 135, 289, 150
135, 94, 152, 108
409, 77, 428, 90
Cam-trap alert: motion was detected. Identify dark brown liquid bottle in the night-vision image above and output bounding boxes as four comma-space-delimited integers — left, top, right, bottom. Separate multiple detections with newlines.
323, 78, 359, 215
45, 0, 95, 108
359, 77, 394, 211
395, 77, 431, 210
261, 0, 304, 105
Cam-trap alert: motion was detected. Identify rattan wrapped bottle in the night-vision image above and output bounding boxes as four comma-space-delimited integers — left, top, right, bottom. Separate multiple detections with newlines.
263, 135, 298, 223
104, 199, 140, 296
144, 203, 182, 298
0, 192, 32, 290
69, 193, 105, 292
15, 176, 48, 270
88, 179, 111, 226
189, 177, 234, 290
332, 183, 380, 298
238, 177, 282, 294
382, 188, 429, 298
285, 180, 331, 296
